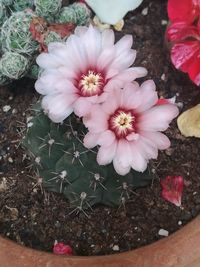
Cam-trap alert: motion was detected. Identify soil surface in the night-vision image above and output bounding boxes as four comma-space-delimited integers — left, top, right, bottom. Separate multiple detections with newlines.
1, 0, 200, 256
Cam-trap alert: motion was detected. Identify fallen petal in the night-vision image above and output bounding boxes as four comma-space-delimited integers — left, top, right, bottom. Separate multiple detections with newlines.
53, 241, 73, 255
160, 176, 184, 207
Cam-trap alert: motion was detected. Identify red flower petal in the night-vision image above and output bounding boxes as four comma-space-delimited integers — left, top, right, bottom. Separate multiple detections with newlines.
53, 242, 73, 255
156, 97, 176, 106
167, 0, 194, 23
171, 41, 200, 72
167, 22, 199, 42
188, 57, 200, 85
161, 176, 184, 207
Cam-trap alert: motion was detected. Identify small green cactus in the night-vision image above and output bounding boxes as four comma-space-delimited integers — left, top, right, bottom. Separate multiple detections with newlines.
0, 51, 30, 79
23, 105, 153, 209
0, 1, 92, 86
1, 11, 38, 54
44, 31, 62, 46
56, 2, 91, 26
0, 2, 8, 26
34, 0, 62, 21
12, 0, 34, 11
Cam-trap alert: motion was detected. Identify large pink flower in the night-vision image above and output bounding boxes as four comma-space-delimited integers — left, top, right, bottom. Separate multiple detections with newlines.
35, 25, 147, 122
83, 81, 179, 175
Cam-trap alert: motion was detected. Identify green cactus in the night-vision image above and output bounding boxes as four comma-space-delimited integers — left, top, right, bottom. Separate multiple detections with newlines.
56, 2, 91, 26
44, 31, 62, 46
34, 0, 62, 21
12, 0, 34, 11
2, 0, 13, 5
23, 104, 153, 209
0, 1, 92, 86
0, 2, 8, 26
1, 11, 38, 54
0, 51, 30, 79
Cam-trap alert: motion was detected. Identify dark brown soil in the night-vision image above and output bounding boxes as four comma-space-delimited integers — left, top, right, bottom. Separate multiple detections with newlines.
1, 0, 200, 256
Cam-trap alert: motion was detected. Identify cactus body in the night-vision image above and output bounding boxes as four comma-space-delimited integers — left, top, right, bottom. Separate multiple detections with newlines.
0, 51, 30, 79
1, 11, 38, 54
12, 0, 34, 11
34, 0, 62, 21
56, 3, 90, 26
23, 105, 153, 209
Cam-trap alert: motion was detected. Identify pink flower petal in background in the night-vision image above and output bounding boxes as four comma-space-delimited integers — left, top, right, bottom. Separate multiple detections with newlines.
53, 241, 73, 255
160, 176, 184, 207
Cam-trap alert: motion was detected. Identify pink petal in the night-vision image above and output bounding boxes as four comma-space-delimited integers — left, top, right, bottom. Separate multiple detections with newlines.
97, 141, 117, 165
53, 242, 73, 255
83, 132, 100, 148
138, 104, 179, 131
161, 176, 184, 207
97, 130, 116, 147
74, 26, 88, 37
136, 80, 158, 112
140, 131, 171, 150
115, 139, 133, 167
97, 48, 115, 71
73, 97, 92, 117
36, 53, 62, 69
110, 49, 136, 71
83, 106, 108, 133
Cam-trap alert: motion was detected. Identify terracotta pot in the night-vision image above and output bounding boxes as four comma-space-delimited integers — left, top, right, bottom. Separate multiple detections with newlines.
1, 216, 200, 267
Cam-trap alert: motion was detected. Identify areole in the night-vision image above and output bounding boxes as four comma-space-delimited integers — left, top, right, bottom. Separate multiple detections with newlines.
1, 215, 200, 267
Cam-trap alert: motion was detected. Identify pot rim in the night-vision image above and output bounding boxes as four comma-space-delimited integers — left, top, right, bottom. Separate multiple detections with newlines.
1, 215, 200, 267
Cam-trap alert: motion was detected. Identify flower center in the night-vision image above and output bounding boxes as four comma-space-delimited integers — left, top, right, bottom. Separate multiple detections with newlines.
78, 70, 105, 97
109, 109, 136, 139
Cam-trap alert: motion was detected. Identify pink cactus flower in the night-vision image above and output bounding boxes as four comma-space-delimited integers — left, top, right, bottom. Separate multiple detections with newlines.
35, 25, 147, 122
83, 81, 179, 175
53, 241, 73, 255
161, 176, 184, 207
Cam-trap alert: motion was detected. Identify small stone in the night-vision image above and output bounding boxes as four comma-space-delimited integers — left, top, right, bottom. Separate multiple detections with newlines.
12, 108, 17, 114
141, 7, 148, 16
158, 229, 169, 237
161, 73, 166, 81
161, 20, 168, 25
177, 104, 200, 138
178, 221, 182, 226
112, 245, 119, 251
3, 105, 11, 112
8, 157, 13, 163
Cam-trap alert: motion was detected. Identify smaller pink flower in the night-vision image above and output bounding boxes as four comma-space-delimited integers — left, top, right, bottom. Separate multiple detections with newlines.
161, 176, 184, 207
83, 81, 179, 175
53, 241, 73, 255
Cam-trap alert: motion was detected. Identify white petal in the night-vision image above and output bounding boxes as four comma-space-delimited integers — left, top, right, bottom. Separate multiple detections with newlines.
42, 94, 76, 123
101, 29, 115, 48
113, 157, 131, 175
114, 67, 147, 82
74, 26, 88, 37
97, 141, 117, 165
130, 143, 148, 172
